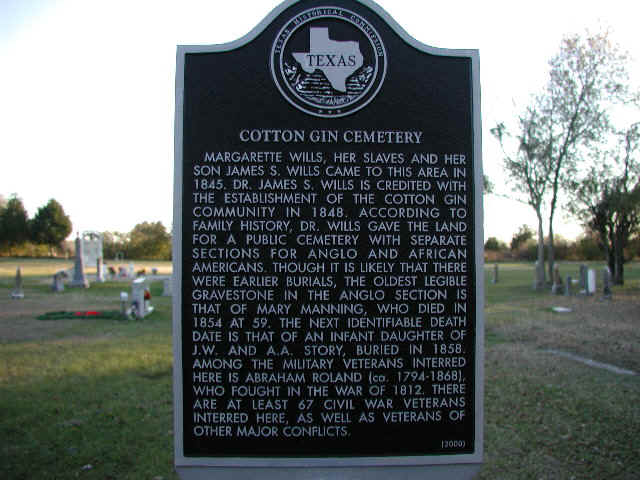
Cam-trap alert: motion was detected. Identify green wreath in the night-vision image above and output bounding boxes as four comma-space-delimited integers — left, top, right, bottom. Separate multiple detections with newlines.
37, 310, 125, 321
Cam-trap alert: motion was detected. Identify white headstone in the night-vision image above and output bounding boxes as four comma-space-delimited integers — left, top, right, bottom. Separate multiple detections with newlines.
82, 231, 103, 267
131, 277, 153, 318
587, 269, 596, 295
96, 258, 105, 283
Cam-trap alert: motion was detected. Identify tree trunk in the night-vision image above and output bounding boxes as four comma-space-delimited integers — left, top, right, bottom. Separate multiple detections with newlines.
535, 212, 545, 289
613, 230, 625, 285
547, 222, 555, 285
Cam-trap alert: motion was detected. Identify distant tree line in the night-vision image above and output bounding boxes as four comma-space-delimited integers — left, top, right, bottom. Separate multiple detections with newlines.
102, 222, 172, 261
0, 194, 72, 257
484, 224, 637, 263
0, 195, 172, 260
491, 30, 640, 285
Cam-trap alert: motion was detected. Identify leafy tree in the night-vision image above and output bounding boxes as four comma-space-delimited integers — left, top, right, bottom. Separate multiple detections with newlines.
484, 237, 507, 251
30, 199, 72, 255
510, 224, 535, 251
102, 231, 130, 259
0, 194, 30, 255
493, 30, 633, 284
569, 124, 640, 284
128, 221, 171, 260
574, 232, 605, 261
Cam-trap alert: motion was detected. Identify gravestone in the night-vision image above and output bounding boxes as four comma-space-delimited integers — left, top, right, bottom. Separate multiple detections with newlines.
10, 267, 25, 299
602, 267, 612, 299
173, 1, 483, 479
127, 263, 135, 279
492, 263, 499, 284
70, 236, 90, 288
131, 277, 153, 318
587, 269, 596, 296
578, 264, 587, 294
551, 264, 563, 295
52, 272, 65, 292
96, 258, 105, 283
82, 231, 103, 267
120, 291, 129, 317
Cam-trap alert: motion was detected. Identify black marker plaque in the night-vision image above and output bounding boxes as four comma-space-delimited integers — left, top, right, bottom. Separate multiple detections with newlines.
173, 1, 483, 478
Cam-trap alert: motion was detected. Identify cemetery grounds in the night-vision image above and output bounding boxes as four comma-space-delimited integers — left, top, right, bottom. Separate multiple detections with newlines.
0, 258, 638, 479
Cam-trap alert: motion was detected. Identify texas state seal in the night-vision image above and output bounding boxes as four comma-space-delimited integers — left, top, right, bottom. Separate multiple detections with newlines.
271, 7, 387, 118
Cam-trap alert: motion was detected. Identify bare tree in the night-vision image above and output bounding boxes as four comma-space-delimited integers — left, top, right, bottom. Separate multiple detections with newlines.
494, 30, 633, 282
492, 105, 550, 288
542, 31, 632, 280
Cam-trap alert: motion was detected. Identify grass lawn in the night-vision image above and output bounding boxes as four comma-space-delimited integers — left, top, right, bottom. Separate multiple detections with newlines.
1, 258, 638, 479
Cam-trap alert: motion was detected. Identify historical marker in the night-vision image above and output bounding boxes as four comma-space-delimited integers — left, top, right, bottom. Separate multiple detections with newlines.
173, 1, 484, 478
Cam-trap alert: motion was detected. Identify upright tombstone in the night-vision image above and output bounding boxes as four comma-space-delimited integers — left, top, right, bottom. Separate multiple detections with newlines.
82, 231, 103, 267
52, 272, 65, 292
587, 269, 597, 296
10, 267, 25, 299
70, 236, 90, 288
578, 264, 588, 294
564, 275, 572, 297
173, 1, 483, 479
131, 277, 154, 318
551, 264, 563, 295
96, 258, 105, 283
492, 263, 499, 284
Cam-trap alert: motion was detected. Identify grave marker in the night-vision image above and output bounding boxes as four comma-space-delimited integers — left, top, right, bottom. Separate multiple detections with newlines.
587, 269, 597, 296
82, 231, 103, 267
579, 264, 587, 294
10, 267, 24, 299
96, 258, 105, 283
131, 277, 153, 318
52, 272, 65, 292
70, 236, 90, 288
551, 264, 563, 295
173, 1, 483, 478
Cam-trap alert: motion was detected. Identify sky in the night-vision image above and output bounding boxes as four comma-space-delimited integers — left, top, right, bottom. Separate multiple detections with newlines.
1, 0, 639, 242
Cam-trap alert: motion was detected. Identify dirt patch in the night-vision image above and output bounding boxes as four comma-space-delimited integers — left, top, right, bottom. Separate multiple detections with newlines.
488, 289, 640, 372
